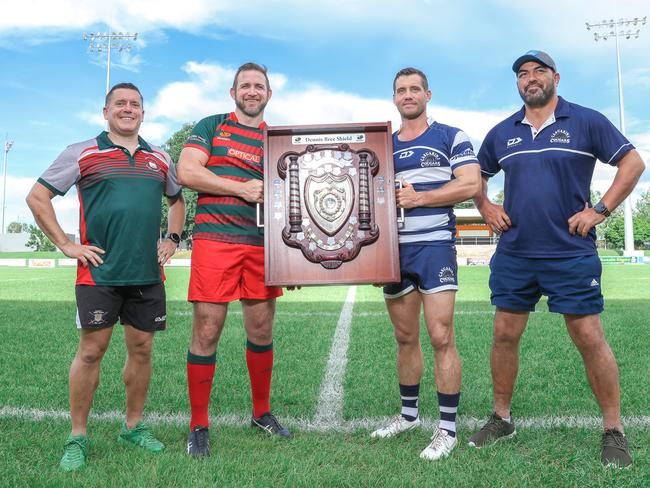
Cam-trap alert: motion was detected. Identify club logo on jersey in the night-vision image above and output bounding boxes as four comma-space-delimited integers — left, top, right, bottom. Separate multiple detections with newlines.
439, 266, 456, 284
88, 310, 108, 326
421, 151, 441, 167
217, 130, 232, 141
398, 150, 414, 159
450, 147, 476, 162
227, 147, 261, 163
507, 137, 523, 148
145, 160, 160, 172
550, 129, 570, 144
186, 134, 207, 145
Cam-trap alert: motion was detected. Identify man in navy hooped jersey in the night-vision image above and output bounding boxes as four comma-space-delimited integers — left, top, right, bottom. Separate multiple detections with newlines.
370, 67, 481, 461
469, 50, 645, 468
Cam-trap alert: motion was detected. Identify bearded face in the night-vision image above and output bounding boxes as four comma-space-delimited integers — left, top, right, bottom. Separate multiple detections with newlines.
516, 62, 558, 109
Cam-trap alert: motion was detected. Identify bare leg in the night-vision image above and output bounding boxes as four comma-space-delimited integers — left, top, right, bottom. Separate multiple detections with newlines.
421, 291, 460, 393
123, 325, 155, 428
564, 313, 623, 432
242, 298, 275, 344
69, 327, 114, 436
491, 309, 529, 418
385, 291, 424, 385
190, 302, 229, 355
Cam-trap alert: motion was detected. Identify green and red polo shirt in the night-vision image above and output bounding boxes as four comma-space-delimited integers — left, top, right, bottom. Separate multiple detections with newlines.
184, 112, 266, 246
38, 131, 182, 286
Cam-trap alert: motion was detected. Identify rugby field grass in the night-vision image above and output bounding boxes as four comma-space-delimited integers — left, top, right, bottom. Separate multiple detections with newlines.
1, 266, 649, 487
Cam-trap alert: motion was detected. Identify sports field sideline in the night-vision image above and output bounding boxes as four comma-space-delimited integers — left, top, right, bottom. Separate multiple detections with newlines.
1, 265, 649, 487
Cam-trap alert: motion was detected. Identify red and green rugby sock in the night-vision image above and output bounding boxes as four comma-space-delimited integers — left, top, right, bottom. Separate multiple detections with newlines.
246, 340, 274, 419
187, 351, 216, 430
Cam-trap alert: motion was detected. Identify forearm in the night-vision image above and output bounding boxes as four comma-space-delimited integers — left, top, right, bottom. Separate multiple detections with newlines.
177, 163, 244, 196
166, 194, 186, 235
473, 177, 492, 213
417, 166, 481, 207
600, 150, 645, 211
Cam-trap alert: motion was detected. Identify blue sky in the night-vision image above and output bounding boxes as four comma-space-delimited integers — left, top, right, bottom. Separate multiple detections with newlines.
1, 0, 648, 234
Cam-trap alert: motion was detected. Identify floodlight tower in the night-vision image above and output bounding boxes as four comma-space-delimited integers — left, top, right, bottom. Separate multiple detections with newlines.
83, 30, 139, 95
585, 16, 646, 255
2, 135, 14, 234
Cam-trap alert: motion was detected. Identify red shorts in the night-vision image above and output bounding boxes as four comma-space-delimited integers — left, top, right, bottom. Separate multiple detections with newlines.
188, 239, 282, 303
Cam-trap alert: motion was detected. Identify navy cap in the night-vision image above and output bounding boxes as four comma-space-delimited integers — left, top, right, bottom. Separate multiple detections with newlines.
512, 50, 557, 73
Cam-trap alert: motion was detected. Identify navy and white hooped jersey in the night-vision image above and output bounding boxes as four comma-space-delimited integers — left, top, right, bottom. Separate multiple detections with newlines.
393, 121, 479, 245
478, 96, 634, 258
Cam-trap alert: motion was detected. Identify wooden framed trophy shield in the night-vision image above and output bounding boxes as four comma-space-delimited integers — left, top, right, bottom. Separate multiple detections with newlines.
262, 122, 400, 286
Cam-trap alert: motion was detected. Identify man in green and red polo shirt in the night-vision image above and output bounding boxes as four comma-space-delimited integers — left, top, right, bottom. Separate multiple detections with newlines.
26, 83, 186, 471
177, 62, 290, 457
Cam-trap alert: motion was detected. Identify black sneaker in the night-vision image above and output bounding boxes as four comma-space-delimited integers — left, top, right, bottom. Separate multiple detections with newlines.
251, 412, 292, 439
187, 426, 210, 458
601, 429, 632, 468
468, 412, 516, 448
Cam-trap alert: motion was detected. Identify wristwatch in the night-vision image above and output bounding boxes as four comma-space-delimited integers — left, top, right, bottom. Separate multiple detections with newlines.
166, 232, 181, 245
593, 201, 611, 217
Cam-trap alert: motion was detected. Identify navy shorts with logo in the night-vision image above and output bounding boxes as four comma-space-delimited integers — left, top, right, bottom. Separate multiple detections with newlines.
489, 252, 604, 315
384, 244, 458, 299
75, 283, 167, 332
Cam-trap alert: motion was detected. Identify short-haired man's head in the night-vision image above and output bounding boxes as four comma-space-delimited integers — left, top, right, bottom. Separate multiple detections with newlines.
105, 83, 143, 107
393, 67, 429, 93
232, 62, 271, 91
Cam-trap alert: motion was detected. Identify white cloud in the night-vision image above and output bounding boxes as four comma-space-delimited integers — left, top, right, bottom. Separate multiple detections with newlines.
0, 175, 79, 236
145, 61, 508, 146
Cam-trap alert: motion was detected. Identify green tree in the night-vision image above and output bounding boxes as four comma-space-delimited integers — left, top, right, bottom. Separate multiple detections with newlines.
160, 123, 198, 239
591, 189, 623, 242
603, 216, 650, 250
25, 224, 56, 251
7, 221, 29, 233
635, 188, 650, 222
492, 189, 504, 205
455, 199, 475, 209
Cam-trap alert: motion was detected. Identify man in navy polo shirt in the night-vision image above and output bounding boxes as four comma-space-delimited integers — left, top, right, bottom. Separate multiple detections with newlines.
469, 50, 645, 468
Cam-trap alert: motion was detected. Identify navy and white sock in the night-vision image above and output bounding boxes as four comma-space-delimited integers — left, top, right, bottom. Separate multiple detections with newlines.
399, 383, 419, 421
438, 391, 460, 437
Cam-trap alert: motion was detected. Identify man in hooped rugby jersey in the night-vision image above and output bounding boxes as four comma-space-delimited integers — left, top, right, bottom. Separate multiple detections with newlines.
370, 67, 481, 461
177, 62, 292, 457
469, 50, 645, 468
26, 82, 186, 471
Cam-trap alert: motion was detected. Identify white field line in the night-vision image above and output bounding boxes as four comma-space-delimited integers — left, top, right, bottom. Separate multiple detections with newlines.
313, 286, 357, 427
2, 406, 650, 432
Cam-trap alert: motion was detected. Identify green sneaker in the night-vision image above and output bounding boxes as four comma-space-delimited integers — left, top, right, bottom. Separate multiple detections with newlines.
118, 421, 165, 453
59, 434, 88, 472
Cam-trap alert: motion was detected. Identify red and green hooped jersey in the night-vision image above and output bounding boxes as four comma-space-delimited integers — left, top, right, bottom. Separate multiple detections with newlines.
38, 131, 182, 286
184, 112, 266, 246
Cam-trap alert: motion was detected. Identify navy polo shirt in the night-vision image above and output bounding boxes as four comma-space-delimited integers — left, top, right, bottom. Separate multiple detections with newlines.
478, 97, 633, 258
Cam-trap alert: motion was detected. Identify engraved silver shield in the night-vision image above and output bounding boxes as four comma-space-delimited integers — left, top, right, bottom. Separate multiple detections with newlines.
304, 173, 354, 236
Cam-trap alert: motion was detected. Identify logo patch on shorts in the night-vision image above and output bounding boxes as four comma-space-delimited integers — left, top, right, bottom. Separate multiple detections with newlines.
88, 310, 108, 326
590, 278, 599, 287
439, 266, 456, 284
154, 315, 166, 323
